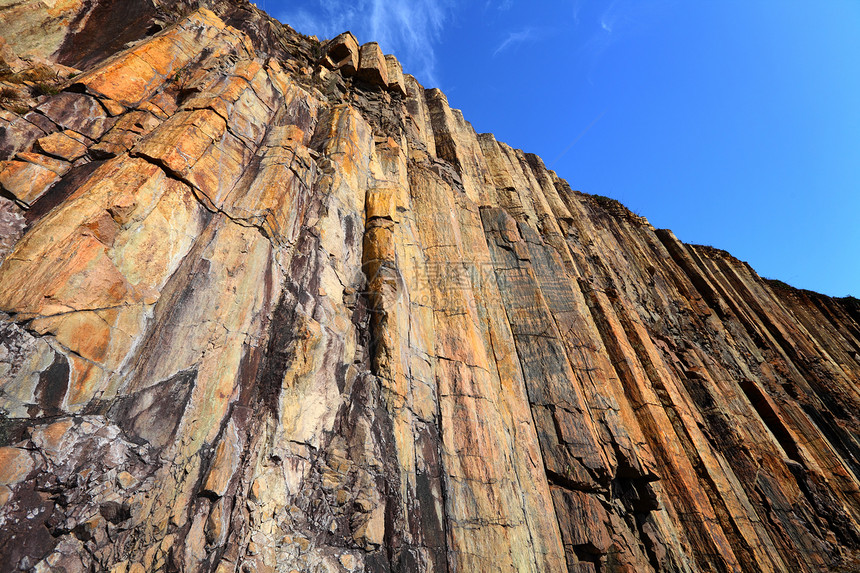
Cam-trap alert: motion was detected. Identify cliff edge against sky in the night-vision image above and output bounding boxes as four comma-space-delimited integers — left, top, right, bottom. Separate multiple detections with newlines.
1, 1, 860, 572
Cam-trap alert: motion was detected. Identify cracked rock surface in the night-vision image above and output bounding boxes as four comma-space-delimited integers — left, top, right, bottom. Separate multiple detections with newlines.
1, 1, 860, 572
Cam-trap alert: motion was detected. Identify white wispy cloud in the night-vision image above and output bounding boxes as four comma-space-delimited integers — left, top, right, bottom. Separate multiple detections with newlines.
493, 28, 535, 57
485, 0, 514, 10
600, 0, 621, 34
560, 0, 676, 88
578, 0, 673, 70
277, 0, 454, 87
571, 0, 583, 26
598, 0, 675, 40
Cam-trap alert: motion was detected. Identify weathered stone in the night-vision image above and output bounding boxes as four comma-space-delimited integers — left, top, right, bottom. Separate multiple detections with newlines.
0, 0, 89, 61
384, 55, 406, 96
339, 553, 357, 571
99, 99, 125, 117
0, 157, 63, 205
201, 421, 241, 498
0, 4, 859, 573
34, 130, 89, 161
0, 447, 35, 485
403, 74, 436, 158
77, 9, 225, 107
322, 32, 359, 76
352, 506, 385, 549
356, 42, 388, 86
37, 92, 115, 140
29, 419, 74, 455
117, 471, 138, 489
0, 111, 53, 160
91, 110, 160, 157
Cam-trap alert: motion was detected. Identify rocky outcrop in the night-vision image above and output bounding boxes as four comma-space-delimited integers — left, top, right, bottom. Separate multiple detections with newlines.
321, 32, 359, 77
1, 1, 860, 572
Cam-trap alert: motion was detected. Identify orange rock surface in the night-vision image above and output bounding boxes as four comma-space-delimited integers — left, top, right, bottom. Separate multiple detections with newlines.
1, 2, 859, 572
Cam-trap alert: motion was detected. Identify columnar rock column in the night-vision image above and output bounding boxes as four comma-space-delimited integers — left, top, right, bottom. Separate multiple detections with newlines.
0, 1, 859, 572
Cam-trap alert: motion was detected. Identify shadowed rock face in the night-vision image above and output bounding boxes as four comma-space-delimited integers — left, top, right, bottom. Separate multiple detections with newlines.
1, 2, 859, 572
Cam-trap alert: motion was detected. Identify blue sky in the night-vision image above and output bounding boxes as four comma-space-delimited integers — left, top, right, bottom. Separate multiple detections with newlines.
271, 0, 860, 297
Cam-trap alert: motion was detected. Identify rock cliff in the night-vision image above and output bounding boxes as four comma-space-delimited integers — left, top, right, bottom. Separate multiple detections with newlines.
1, 1, 860, 572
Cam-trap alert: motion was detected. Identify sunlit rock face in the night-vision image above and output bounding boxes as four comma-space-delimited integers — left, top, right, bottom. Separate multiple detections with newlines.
1, 1, 860, 571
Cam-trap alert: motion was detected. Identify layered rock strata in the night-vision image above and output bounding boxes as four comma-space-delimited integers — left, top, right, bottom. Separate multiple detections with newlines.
1, 1, 859, 572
